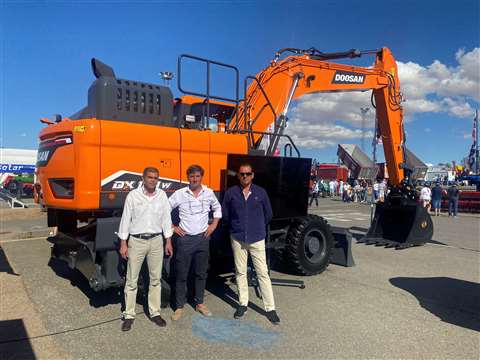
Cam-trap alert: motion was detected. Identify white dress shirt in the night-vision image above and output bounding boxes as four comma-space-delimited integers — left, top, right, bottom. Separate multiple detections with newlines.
118, 186, 173, 241
169, 185, 222, 235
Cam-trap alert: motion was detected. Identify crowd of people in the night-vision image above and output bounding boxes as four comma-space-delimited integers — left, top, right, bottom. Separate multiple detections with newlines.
308, 178, 388, 206
309, 174, 460, 217
419, 181, 461, 217
309, 176, 462, 217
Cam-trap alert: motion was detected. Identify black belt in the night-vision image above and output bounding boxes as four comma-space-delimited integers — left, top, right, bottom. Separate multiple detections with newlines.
131, 233, 162, 240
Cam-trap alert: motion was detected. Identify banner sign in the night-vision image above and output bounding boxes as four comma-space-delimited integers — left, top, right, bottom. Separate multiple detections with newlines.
0, 164, 36, 173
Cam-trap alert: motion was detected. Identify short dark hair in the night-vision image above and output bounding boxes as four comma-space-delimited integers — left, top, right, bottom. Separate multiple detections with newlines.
187, 164, 204, 176
143, 167, 159, 177
238, 163, 253, 172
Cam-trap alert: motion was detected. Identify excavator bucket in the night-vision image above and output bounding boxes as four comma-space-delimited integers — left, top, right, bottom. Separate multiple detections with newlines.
361, 197, 433, 248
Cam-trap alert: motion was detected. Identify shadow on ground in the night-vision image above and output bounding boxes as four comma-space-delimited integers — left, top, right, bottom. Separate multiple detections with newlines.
206, 275, 267, 317
0, 319, 35, 359
0, 246, 19, 276
390, 277, 480, 332
48, 256, 170, 311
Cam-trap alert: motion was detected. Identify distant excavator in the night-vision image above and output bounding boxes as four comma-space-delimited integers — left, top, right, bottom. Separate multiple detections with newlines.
36, 46, 433, 290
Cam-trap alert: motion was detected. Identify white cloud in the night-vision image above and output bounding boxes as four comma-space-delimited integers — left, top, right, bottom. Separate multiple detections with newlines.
441, 97, 474, 118
285, 47, 479, 150
424, 128, 431, 133
19, 133, 27, 137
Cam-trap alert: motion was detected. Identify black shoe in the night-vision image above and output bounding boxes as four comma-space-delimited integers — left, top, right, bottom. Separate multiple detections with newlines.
151, 315, 167, 327
266, 310, 280, 325
234, 306, 248, 319
121, 318, 134, 331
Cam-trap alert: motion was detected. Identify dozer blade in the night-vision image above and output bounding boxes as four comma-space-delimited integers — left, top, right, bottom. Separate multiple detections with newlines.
361, 199, 433, 247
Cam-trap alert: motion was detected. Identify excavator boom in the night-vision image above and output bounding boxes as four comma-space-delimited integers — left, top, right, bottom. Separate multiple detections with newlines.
231, 47, 406, 186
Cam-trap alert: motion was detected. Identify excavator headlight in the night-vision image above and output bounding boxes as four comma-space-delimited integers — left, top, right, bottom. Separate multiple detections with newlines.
49, 178, 74, 199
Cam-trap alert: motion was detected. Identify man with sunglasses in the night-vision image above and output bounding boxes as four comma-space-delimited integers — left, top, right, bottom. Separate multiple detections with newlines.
169, 164, 222, 321
118, 167, 174, 331
222, 163, 280, 325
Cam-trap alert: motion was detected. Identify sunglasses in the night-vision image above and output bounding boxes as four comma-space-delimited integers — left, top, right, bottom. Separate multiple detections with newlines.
239, 172, 253, 177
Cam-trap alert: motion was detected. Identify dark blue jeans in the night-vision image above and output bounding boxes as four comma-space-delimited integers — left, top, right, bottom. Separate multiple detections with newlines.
448, 199, 458, 216
174, 234, 209, 308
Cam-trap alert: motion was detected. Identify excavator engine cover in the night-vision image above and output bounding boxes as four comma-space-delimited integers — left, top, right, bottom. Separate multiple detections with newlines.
361, 191, 433, 248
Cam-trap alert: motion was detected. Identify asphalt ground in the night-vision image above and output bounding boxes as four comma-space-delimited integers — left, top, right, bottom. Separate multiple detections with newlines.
0, 200, 479, 359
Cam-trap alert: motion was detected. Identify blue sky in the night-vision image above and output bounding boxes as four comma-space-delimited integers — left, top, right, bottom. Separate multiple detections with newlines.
1, 0, 479, 166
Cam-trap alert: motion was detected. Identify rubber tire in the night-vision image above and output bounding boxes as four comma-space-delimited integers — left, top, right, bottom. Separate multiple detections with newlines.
284, 214, 334, 275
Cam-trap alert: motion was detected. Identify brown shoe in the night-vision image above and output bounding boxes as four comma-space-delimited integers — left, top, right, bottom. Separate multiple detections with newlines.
121, 318, 134, 331
151, 315, 166, 327
171, 308, 184, 321
196, 304, 212, 317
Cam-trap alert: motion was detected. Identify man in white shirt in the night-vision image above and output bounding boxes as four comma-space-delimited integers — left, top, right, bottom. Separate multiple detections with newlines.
169, 165, 222, 321
118, 167, 173, 331
420, 185, 432, 210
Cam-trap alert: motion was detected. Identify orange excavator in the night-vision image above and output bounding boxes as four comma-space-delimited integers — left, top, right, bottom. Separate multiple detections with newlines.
36, 47, 433, 291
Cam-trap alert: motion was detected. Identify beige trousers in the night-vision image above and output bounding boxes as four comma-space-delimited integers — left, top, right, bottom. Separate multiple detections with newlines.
231, 237, 276, 311
123, 235, 163, 319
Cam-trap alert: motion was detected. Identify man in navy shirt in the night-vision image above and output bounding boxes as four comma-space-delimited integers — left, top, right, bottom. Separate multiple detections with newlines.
222, 163, 280, 324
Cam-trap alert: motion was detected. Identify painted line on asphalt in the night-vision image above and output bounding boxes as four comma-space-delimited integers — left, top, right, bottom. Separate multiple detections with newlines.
426, 242, 479, 252
0, 236, 48, 244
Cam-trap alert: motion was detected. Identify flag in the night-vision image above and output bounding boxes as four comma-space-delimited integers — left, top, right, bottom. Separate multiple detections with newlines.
467, 111, 478, 170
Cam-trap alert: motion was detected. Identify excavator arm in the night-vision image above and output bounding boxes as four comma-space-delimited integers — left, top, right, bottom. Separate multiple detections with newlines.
231, 47, 406, 186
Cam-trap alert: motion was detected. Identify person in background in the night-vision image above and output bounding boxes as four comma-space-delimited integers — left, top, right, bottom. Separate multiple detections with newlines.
352, 182, 358, 202
373, 180, 380, 203
322, 180, 329, 198
343, 182, 349, 202
333, 179, 338, 197
378, 179, 387, 203
360, 180, 368, 203
447, 183, 460, 218
309, 180, 319, 207
431, 182, 443, 216
420, 184, 432, 210
339, 179, 344, 199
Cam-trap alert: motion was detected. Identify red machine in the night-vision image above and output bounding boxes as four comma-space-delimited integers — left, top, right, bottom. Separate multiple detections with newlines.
314, 164, 348, 182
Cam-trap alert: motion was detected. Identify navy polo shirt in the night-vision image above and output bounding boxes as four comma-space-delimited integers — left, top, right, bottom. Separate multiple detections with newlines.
222, 184, 273, 244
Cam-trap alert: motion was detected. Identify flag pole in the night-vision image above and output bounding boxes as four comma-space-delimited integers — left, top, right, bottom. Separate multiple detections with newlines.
476, 109, 479, 175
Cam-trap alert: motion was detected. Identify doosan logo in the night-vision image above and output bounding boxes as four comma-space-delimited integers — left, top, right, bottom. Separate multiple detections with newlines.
332, 71, 365, 84
37, 150, 50, 162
